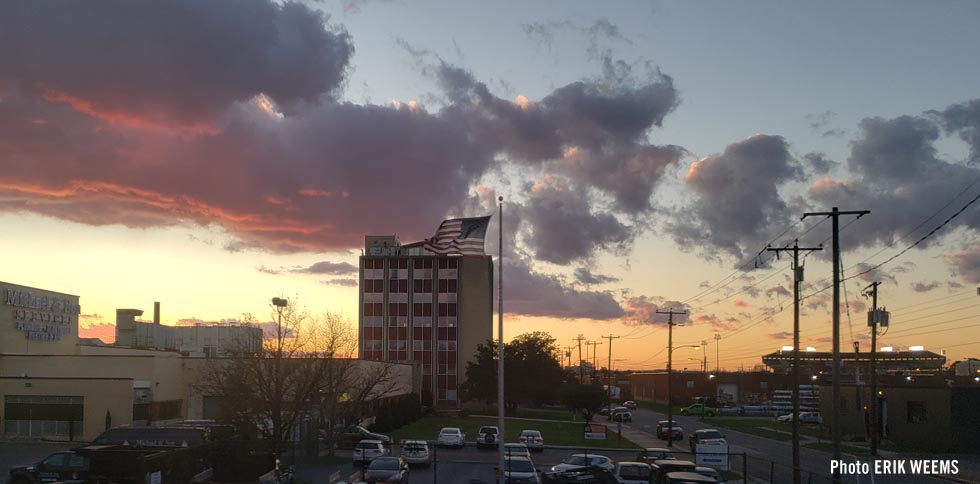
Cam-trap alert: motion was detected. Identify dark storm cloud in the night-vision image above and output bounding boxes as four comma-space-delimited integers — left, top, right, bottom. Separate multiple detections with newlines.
910, 281, 941, 293
574, 267, 621, 285
522, 177, 632, 264
0, 0, 353, 127
669, 135, 801, 259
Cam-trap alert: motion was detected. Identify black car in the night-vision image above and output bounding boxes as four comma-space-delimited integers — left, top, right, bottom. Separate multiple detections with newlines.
541, 465, 620, 484
362, 457, 408, 484
7, 451, 89, 484
333, 425, 391, 449
655, 420, 683, 440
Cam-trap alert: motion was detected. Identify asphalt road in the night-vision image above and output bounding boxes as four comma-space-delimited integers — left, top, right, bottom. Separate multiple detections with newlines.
627, 407, 959, 484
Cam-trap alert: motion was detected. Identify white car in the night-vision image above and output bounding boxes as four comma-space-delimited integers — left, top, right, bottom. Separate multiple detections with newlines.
551, 454, 615, 472
352, 439, 388, 465
519, 429, 544, 452
695, 466, 727, 483
437, 427, 465, 448
400, 439, 431, 466
504, 443, 531, 458
778, 411, 822, 424
616, 462, 653, 484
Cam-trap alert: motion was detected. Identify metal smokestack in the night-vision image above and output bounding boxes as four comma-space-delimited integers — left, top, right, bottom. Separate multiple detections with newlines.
154, 302, 160, 325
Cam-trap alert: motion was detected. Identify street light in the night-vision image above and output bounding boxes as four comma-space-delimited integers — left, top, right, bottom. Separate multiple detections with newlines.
270, 297, 287, 455
667, 343, 700, 443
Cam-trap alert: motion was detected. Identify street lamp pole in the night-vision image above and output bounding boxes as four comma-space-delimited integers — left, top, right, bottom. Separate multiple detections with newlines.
271, 297, 288, 454
496, 197, 505, 484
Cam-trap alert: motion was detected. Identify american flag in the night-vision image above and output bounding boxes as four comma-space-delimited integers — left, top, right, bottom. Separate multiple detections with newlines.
423, 216, 492, 256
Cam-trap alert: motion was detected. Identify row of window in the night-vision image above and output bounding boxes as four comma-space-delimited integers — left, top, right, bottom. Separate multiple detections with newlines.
363, 303, 458, 317
363, 258, 460, 270
363, 279, 459, 294
361, 340, 458, 351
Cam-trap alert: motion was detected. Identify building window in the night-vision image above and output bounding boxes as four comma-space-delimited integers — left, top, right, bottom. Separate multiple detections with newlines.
413, 303, 433, 317
388, 279, 408, 293
438, 279, 458, 293
423, 364, 432, 375
760, 382, 768, 389
907, 401, 927, 424
413, 279, 433, 293
438, 258, 458, 269
414, 259, 433, 269
364, 279, 385, 293
365, 259, 384, 269
395, 259, 408, 269
438, 303, 457, 317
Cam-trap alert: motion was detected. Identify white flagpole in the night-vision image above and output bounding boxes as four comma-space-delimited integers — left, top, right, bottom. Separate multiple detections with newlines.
497, 196, 505, 484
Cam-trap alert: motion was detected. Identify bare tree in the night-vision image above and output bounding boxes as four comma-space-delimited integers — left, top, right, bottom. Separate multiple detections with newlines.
194, 305, 404, 457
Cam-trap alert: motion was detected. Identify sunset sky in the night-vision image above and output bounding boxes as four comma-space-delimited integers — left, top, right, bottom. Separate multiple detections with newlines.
2, 0, 980, 371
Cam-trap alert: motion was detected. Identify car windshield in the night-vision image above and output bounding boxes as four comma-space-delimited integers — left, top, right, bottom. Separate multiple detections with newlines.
619, 465, 651, 478
440, 429, 459, 434
522, 431, 541, 437
368, 458, 400, 470
405, 444, 426, 451
589, 457, 609, 466
481, 427, 498, 434
564, 456, 589, 466
698, 431, 723, 440
357, 442, 380, 450
505, 460, 534, 473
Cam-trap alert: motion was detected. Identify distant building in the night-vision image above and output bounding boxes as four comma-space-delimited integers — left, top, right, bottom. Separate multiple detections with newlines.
115, 302, 262, 356
950, 358, 980, 377
359, 234, 492, 406
631, 371, 794, 406
761, 349, 946, 380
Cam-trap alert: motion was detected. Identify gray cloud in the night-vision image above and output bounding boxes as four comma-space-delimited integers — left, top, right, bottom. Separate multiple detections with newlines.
522, 176, 633, 264
803, 152, 837, 175
670, 135, 801, 259
852, 262, 898, 285
0, 0, 353, 126
295, 261, 357, 275
933, 98, 980, 165
948, 245, 980, 284
574, 267, 621, 285
765, 285, 791, 299
910, 281, 941, 293
320, 278, 358, 287
622, 296, 690, 325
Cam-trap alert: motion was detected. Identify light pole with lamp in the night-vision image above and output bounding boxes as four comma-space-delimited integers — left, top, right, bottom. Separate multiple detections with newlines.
271, 297, 288, 456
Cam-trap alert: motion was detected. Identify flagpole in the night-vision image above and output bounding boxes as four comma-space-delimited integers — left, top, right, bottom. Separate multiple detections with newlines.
496, 196, 505, 484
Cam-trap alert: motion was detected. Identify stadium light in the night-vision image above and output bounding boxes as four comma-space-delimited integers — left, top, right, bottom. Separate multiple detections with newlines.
909, 345, 924, 351
805, 347, 816, 352
880, 346, 893, 352
781, 346, 794, 351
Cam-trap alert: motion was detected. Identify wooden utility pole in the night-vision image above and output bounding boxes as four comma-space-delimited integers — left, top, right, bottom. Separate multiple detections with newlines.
603, 335, 621, 418
714, 333, 721, 372
587, 341, 603, 379
768, 240, 822, 484
657, 308, 688, 447
803, 207, 868, 481
863, 281, 882, 456
574, 335, 586, 382
564, 345, 575, 369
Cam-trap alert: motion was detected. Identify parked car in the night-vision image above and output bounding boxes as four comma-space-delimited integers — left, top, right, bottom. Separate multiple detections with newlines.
694, 466, 726, 483
437, 427, 466, 448
663, 471, 719, 483
615, 462, 653, 484
399, 440, 431, 467
679, 404, 717, 417
611, 406, 630, 416
504, 443, 531, 458
353, 439, 389, 465
636, 447, 675, 464
362, 457, 408, 484
649, 460, 697, 484
623, 401, 638, 410
541, 466, 621, 484
598, 407, 611, 416
7, 451, 90, 484
688, 429, 727, 453
551, 454, 615, 472
500, 456, 540, 484
477, 425, 501, 449
655, 420, 683, 440
519, 429, 545, 452
777, 412, 822, 424
335, 425, 391, 449
612, 411, 632, 423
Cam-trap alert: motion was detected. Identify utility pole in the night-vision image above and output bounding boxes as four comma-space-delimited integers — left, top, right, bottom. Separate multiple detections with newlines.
768, 240, 822, 484
496, 196, 505, 484
603, 335, 621, 419
657, 308, 688, 447
587, 341, 603, 380
863, 281, 882, 457
701, 340, 708, 373
574, 335, 586, 382
803, 207, 868, 481
714, 333, 721, 372
564, 346, 575, 369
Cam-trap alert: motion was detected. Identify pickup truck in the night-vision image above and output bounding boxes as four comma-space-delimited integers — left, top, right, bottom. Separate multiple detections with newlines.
7, 451, 89, 484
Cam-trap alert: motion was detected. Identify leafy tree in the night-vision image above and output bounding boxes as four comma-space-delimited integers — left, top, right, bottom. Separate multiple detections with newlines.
560, 384, 608, 422
460, 332, 564, 411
